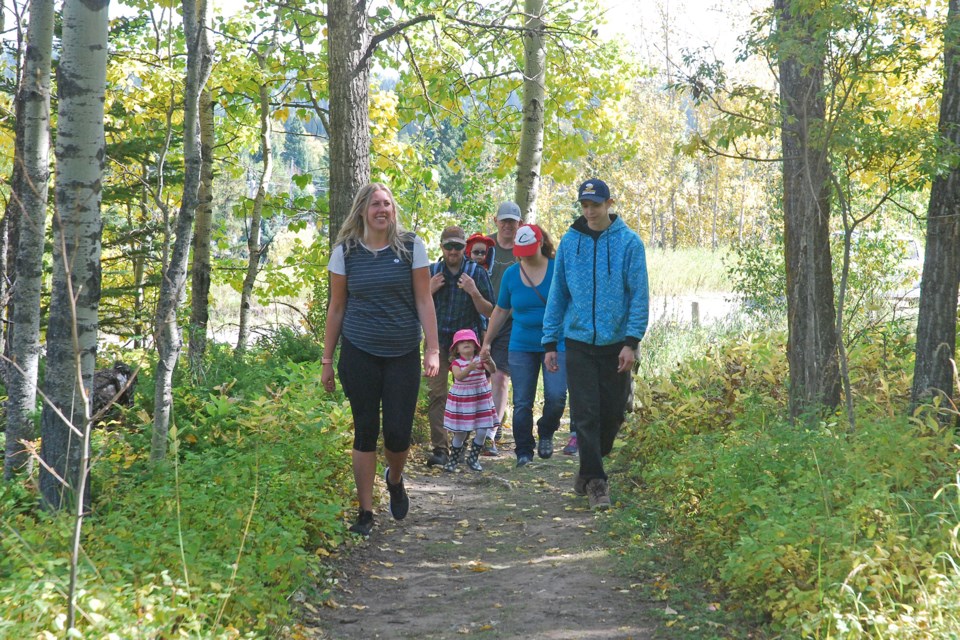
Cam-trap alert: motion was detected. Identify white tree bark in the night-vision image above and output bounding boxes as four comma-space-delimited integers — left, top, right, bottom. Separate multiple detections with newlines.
4, 0, 54, 481
236, 56, 272, 353
38, 0, 109, 509
151, 0, 213, 461
514, 0, 546, 222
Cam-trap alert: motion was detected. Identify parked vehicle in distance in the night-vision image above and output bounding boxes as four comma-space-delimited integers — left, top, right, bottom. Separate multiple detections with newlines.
833, 231, 923, 306
886, 234, 923, 303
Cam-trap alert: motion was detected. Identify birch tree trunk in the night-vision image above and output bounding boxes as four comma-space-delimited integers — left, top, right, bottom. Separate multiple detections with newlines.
514, 0, 545, 222
775, 0, 840, 420
236, 59, 272, 354
327, 0, 371, 247
4, 0, 54, 481
151, 0, 212, 462
38, 0, 108, 509
1, 12, 28, 374
188, 87, 215, 370
912, 0, 960, 414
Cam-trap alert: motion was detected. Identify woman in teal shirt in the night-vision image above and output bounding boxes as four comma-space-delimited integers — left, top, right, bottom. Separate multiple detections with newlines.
480, 224, 568, 467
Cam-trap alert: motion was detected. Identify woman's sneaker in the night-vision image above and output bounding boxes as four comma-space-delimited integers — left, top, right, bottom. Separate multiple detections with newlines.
562, 434, 579, 456
349, 509, 374, 536
481, 439, 500, 456
384, 468, 409, 520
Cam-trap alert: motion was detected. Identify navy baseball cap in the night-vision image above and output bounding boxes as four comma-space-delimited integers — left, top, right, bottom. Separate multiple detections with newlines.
577, 179, 611, 203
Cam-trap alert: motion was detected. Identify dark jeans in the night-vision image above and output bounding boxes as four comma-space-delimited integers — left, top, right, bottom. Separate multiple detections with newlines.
566, 343, 631, 481
337, 337, 421, 453
509, 350, 567, 458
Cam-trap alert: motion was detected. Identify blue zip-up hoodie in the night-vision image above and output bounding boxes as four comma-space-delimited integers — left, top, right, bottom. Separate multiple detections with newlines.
542, 214, 649, 351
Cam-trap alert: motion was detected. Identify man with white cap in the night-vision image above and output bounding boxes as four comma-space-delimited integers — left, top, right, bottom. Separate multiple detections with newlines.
483, 202, 521, 454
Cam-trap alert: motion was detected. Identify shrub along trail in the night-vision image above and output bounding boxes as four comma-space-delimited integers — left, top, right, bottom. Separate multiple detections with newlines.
295, 439, 657, 639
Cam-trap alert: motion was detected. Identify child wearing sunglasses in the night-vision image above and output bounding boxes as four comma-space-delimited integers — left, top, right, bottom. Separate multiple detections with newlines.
465, 233, 495, 274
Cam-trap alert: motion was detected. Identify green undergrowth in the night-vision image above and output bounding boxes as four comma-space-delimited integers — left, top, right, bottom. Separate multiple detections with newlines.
0, 333, 357, 638
612, 321, 960, 638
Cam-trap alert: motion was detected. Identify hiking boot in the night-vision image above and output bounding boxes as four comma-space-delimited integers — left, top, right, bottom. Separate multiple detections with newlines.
481, 439, 500, 457
384, 468, 409, 520
573, 473, 587, 496
586, 478, 610, 510
516, 453, 533, 467
465, 440, 484, 472
443, 445, 464, 472
426, 448, 448, 467
562, 434, 579, 456
348, 509, 374, 536
537, 436, 554, 459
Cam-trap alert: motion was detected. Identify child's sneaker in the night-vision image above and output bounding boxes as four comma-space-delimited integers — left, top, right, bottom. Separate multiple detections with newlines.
481, 439, 500, 456
562, 434, 579, 456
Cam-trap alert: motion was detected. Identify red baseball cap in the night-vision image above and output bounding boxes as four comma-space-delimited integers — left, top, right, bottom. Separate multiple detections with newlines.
513, 224, 543, 258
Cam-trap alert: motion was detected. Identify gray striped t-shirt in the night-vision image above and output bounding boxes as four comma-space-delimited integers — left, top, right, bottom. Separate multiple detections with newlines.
329, 235, 429, 357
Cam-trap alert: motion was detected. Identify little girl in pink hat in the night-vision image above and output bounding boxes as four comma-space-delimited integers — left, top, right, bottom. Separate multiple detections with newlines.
442, 328, 498, 472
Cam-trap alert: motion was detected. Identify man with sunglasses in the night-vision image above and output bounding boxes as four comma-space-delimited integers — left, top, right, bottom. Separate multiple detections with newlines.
424, 226, 495, 466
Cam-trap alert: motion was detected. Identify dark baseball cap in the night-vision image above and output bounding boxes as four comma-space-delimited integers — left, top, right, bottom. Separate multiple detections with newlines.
577, 179, 611, 203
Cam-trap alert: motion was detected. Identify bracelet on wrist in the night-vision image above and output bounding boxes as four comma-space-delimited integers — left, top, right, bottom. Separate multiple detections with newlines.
321, 358, 334, 365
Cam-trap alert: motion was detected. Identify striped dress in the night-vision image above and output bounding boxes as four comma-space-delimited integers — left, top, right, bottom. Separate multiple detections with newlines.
444, 358, 497, 433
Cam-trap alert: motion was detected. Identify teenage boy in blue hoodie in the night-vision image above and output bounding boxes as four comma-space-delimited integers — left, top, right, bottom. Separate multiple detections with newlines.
542, 179, 649, 510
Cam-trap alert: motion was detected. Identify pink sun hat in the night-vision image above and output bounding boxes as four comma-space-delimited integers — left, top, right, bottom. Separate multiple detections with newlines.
451, 328, 481, 350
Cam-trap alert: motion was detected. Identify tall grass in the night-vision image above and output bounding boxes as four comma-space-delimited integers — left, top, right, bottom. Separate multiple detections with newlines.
646, 246, 732, 296
636, 310, 784, 380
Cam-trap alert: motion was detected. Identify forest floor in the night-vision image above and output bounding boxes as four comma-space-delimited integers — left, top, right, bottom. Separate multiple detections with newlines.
292, 429, 660, 640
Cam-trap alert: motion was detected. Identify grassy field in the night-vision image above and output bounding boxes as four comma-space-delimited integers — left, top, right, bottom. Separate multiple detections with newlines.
646, 246, 732, 296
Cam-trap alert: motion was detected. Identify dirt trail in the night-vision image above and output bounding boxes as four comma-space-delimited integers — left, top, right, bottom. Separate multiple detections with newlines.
296, 438, 658, 640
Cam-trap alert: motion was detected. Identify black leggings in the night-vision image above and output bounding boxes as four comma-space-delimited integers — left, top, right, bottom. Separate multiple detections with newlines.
337, 337, 421, 453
